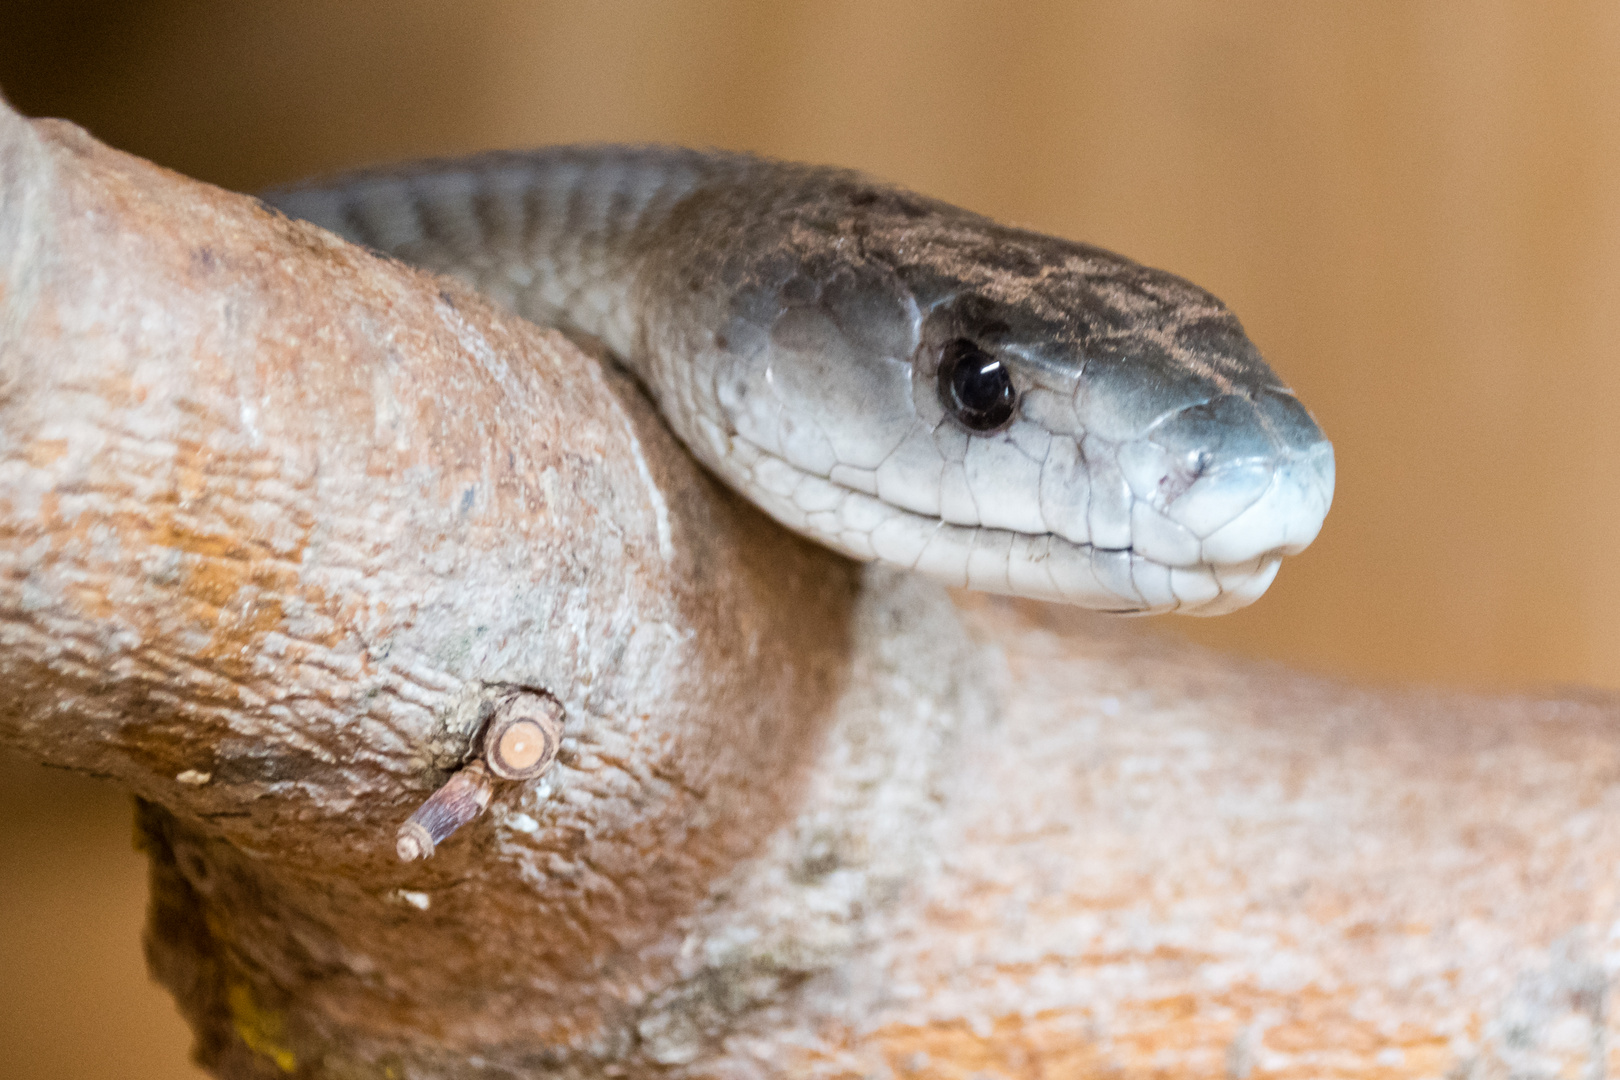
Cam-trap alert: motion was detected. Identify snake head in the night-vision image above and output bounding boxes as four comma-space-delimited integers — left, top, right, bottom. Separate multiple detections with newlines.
262, 145, 1331, 613
653, 169, 1334, 614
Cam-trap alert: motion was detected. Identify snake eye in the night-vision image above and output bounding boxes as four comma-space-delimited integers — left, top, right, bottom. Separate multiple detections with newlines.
939, 338, 1017, 432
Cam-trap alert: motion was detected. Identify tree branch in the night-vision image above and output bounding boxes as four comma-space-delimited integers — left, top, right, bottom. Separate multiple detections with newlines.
0, 96, 860, 1074
7, 97, 1620, 1079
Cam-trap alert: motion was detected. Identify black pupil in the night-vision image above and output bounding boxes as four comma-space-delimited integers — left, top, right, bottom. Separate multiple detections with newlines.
940, 338, 1016, 431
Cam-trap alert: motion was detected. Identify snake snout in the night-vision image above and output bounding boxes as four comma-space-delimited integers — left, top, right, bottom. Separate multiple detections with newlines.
1135, 390, 1335, 568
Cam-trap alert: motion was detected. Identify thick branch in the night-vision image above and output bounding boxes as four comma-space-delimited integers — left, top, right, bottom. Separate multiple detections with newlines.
0, 97, 858, 1070
7, 97, 1620, 1080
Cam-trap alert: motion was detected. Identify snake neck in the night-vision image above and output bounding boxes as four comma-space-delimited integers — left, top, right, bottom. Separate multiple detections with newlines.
261, 145, 753, 367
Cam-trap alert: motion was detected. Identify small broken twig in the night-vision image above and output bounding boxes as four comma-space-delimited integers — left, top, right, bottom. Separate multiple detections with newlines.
396, 760, 495, 862
395, 691, 566, 861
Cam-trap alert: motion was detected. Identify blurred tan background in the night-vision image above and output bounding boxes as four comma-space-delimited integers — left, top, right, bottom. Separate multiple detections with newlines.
2, 2, 1617, 1077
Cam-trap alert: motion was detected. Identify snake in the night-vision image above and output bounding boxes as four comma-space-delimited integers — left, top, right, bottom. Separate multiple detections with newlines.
263, 146, 1333, 615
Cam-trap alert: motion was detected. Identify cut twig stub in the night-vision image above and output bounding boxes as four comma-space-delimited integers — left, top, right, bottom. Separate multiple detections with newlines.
396, 760, 495, 861
482, 690, 565, 782
394, 691, 565, 861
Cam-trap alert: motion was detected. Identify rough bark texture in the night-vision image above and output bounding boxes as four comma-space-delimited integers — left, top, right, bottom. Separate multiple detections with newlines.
6, 97, 1620, 1079
0, 97, 863, 1072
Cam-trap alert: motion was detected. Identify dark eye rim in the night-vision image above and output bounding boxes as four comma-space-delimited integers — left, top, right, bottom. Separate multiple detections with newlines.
938, 337, 1019, 433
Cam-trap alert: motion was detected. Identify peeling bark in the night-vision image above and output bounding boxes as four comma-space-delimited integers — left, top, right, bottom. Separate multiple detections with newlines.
6, 98, 1620, 1079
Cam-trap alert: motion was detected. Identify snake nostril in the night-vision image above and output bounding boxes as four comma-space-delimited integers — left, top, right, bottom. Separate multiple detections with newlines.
1157, 449, 1212, 504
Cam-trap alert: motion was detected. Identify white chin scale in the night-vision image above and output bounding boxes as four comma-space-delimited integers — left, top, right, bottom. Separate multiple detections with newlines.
721, 437, 1310, 616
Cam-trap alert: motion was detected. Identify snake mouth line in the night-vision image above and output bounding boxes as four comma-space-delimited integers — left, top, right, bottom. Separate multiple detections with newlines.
723, 437, 1286, 615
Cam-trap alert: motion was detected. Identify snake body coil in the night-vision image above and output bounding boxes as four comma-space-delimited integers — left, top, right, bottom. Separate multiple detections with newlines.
266, 146, 1334, 615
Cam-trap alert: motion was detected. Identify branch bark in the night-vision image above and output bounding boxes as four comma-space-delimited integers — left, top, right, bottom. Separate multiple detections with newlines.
6, 97, 1620, 1079
0, 97, 860, 1073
